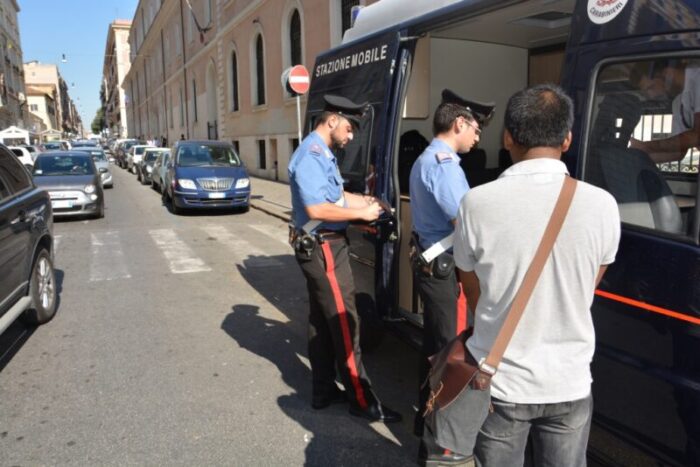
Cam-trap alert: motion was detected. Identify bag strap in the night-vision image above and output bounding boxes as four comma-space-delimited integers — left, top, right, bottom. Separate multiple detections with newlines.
481, 176, 577, 374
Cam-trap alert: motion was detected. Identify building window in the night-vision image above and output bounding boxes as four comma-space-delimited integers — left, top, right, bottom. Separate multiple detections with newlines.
290, 9, 302, 66
192, 79, 198, 122
230, 50, 239, 111
258, 139, 266, 169
254, 34, 265, 106
232, 140, 240, 156
341, 0, 359, 35
291, 138, 300, 152
29, 104, 38, 112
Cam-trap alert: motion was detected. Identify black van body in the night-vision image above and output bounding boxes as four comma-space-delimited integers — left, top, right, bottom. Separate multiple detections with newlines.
304, 1, 700, 464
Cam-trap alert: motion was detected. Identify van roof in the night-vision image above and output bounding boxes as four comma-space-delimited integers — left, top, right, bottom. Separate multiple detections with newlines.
342, 0, 513, 44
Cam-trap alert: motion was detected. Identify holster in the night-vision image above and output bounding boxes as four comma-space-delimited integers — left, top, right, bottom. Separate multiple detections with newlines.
410, 233, 455, 279
289, 225, 317, 260
409, 233, 432, 276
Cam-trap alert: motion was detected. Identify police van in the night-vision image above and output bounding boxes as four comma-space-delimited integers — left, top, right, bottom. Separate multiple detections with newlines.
304, 0, 699, 464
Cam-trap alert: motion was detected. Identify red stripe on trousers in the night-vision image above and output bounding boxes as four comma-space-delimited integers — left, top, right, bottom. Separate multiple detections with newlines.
321, 242, 368, 409
457, 283, 468, 334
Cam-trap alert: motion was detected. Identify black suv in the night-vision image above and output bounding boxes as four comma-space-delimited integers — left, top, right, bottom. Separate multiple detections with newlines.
0, 145, 57, 334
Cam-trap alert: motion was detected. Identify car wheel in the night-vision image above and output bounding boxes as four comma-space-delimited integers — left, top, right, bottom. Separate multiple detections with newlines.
94, 202, 105, 219
136, 171, 141, 182
171, 197, 183, 215
151, 180, 158, 192
21, 249, 57, 325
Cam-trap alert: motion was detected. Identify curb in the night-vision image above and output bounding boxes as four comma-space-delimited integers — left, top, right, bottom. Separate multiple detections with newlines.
250, 202, 291, 223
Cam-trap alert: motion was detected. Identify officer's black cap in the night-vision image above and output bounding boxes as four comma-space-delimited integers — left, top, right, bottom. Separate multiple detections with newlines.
323, 94, 367, 128
441, 89, 495, 125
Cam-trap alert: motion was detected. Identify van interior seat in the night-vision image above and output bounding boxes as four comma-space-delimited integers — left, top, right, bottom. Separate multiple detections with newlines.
598, 146, 683, 234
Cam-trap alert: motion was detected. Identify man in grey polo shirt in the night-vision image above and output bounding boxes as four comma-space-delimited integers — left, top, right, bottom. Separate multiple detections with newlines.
453, 84, 621, 466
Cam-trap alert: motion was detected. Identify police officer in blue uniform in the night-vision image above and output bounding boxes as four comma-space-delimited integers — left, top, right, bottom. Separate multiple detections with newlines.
410, 89, 494, 465
288, 95, 402, 424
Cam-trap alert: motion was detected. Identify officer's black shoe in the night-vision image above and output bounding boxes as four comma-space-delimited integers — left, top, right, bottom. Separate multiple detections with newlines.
311, 389, 348, 410
418, 451, 473, 467
349, 403, 402, 423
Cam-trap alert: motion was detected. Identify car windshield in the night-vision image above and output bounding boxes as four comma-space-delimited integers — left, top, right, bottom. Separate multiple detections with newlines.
134, 146, 148, 155
124, 141, 138, 150
144, 151, 160, 162
73, 148, 106, 160
33, 155, 95, 176
177, 145, 241, 167
43, 142, 61, 150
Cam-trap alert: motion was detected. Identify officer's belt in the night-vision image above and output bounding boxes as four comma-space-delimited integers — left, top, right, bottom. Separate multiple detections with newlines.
302, 196, 345, 234
421, 233, 454, 263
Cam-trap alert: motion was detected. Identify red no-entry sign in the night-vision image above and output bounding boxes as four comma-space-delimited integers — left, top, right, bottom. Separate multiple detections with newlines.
287, 65, 310, 95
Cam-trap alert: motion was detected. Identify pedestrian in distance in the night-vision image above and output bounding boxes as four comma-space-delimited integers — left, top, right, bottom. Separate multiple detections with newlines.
288, 94, 402, 424
453, 84, 621, 466
409, 89, 494, 466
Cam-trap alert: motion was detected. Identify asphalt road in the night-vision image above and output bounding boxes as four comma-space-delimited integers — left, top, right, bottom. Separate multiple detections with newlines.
0, 166, 422, 466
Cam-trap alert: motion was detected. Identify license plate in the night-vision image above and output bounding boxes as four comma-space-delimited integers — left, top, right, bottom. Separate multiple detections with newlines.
52, 200, 73, 208
208, 192, 225, 199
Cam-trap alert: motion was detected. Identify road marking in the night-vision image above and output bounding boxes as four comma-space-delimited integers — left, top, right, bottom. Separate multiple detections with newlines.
149, 229, 212, 274
201, 225, 284, 268
248, 224, 290, 247
90, 231, 131, 281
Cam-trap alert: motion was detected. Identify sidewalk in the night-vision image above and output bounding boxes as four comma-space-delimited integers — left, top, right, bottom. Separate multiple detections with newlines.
249, 175, 293, 222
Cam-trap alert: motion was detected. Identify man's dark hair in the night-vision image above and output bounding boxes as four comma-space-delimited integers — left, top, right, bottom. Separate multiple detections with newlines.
504, 84, 573, 149
315, 111, 336, 127
432, 103, 475, 136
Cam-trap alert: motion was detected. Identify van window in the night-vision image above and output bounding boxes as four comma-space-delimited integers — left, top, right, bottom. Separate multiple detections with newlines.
0, 150, 32, 194
584, 57, 699, 240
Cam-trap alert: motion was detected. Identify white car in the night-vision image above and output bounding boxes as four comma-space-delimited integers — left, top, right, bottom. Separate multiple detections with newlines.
7, 146, 34, 170
127, 144, 153, 173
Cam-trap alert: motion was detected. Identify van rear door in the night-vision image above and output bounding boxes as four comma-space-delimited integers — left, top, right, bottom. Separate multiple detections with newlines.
304, 32, 402, 325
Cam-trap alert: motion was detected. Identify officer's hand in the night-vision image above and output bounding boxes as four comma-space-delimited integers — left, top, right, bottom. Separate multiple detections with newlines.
360, 202, 382, 222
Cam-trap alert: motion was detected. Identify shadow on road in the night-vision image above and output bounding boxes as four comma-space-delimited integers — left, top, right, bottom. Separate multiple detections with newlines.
221, 254, 418, 465
0, 269, 64, 372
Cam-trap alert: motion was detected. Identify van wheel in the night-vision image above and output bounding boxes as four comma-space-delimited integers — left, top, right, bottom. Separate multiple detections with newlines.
21, 249, 57, 325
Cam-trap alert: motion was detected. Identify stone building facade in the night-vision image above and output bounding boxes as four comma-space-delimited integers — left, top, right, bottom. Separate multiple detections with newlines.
0, 0, 27, 130
24, 61, 82, 136
122, 0, 373, 181
102, 20, 132, 138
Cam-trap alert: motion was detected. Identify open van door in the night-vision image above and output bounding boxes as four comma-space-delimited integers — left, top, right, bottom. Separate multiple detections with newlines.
304, 32, 403, 345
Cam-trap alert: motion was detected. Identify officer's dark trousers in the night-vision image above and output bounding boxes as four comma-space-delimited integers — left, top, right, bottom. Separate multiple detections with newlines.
415, 270, 468, 454
295, 236, 377, 410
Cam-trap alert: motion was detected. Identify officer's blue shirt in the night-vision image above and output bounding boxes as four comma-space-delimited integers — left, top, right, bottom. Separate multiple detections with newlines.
289, 131, 348, 233
409, 138, 470, 249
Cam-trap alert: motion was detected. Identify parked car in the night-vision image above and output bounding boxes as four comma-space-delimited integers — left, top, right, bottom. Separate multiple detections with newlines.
73, 147, 113, 188
7, 146, 34, 171
162, 140, 251, 214
24, 145, 43, 161
115, 139, 139, 169
136, 147, 168, 185
32, 151, 105, 219
0, 144, 57, 335
150, 149, 171, 193
126, 144, 152, 174
41, 141, 69, 151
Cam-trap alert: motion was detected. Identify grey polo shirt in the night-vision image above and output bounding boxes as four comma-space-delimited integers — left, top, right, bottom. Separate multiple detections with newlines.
454, 158, 620, 404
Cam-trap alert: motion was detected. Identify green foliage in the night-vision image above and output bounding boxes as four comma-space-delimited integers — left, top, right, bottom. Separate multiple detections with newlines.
91, 107, 105, 134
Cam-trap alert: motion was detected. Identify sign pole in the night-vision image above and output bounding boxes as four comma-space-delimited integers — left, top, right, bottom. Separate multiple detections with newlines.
296, 94, 302, 142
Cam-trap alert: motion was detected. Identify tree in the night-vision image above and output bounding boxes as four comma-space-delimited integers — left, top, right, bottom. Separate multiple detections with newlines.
91, 107, 105, 134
